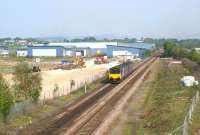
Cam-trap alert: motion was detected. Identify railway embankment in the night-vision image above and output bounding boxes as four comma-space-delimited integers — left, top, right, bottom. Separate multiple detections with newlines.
109, 58, 200, 135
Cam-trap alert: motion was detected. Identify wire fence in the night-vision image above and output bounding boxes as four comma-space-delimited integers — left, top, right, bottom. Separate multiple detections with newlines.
7, 71, 106, 120
41, 71, 106, 101
182, 91, 200, 135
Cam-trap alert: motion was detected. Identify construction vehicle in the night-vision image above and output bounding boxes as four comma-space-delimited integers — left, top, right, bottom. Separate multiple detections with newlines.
94, 50, 108, 64
32, 65, 41, 72
57, 56, 85, 70
32, 58, 41, 72
74, 56, 85, 68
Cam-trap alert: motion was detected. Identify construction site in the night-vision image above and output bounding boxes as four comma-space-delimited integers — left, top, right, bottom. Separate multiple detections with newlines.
1, 54, 120, 99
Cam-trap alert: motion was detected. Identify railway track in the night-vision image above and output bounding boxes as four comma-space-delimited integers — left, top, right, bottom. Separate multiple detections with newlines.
62, 57, 156, 135
20, 57, 157, 135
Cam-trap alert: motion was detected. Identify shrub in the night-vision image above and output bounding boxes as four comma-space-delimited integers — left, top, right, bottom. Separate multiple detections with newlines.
13, 62, 42, 103
0, 74, 14, 122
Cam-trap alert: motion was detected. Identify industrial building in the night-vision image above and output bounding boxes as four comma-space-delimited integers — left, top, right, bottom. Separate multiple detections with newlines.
15, 42, 155, 58
48, 42, 118, 56
107, 43, 155, 57
48, 42, 154, 57
107, 45, 146, 57
16, 48, 28, 57
0, 46, 9, 56
28, 45, 65, 57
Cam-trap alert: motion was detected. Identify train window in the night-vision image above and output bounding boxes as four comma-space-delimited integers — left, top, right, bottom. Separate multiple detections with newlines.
110, 68, 120, 74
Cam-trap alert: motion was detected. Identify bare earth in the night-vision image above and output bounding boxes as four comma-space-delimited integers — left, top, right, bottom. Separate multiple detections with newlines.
3, 59, 118, 100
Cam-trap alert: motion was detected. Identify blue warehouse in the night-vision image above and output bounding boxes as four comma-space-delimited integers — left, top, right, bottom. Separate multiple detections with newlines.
16, 42, 154, 58
107, 45, 146, 57
27, 45, 65, 57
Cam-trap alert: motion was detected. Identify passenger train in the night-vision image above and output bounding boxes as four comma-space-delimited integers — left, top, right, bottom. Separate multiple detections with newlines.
108, 62, 134, 83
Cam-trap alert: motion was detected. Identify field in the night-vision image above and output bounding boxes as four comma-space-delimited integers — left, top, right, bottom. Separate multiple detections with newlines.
0, 56, 72, 73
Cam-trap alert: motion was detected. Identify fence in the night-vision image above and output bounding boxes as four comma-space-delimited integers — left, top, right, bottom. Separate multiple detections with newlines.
182, 91, 200, 135
7, 70, 106, 120
8, 100, 40, 120
41, 70, 106, 101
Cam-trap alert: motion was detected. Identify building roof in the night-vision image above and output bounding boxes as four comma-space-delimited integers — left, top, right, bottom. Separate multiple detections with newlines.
118, 43, 155, 49
28, 45, 65, 49
0, 46, 8, 50
107, 45, 145, 50
17, 48, 28, 51
48, 42, 118, 49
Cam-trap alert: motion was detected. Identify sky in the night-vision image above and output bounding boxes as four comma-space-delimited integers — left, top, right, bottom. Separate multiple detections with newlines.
0, 0, 200, 39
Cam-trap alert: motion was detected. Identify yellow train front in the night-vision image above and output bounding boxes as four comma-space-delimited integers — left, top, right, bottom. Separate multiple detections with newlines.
108, 62, 134, 83
108, 66, 122, 83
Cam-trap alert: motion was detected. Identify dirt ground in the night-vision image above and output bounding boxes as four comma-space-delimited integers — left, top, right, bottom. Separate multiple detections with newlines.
40, 59, 118, 100
2, 58, 119, 100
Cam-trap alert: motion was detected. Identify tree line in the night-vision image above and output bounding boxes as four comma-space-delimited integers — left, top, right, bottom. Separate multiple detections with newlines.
163, 41, 200, 65
1, 37, 200, 48
64, 37, 137, 43
0, 62, 42, 122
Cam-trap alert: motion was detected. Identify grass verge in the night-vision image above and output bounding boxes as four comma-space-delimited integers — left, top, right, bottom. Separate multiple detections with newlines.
137, 59, 200, 135
188, 101, 200, 135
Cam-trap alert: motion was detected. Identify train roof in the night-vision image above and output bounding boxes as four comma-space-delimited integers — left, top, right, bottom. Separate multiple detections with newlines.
109, 62, 133, 70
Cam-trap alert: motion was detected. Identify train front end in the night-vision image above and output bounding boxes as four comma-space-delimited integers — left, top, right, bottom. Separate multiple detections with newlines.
108, 66, 121, 83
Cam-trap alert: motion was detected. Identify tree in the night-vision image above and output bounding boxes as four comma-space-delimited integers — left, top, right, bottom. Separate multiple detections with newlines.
188, 49, 200, 62
163, 41, 175, 57
144, 50, 152, 57
0, 74, 13, 122
13, 62, 42, 103
14, 37, 22, 41
83, 37, 96, 42
64, 39, 69, 42
71, 38, 83, 42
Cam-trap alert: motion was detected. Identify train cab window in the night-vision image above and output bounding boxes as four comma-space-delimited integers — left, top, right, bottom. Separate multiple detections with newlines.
110, 68, 120, 74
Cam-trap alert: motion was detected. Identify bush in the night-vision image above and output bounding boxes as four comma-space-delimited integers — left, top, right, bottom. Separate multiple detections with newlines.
0, 74, 14, 122
163, 41, 200, 65
13, 62, 42, 103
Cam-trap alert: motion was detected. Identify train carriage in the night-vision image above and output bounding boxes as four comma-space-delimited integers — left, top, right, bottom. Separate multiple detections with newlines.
108, 62, 134, 83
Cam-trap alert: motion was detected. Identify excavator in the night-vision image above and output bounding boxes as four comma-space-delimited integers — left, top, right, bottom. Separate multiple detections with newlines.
74, 56, 85, 68
59, 56, 85, 70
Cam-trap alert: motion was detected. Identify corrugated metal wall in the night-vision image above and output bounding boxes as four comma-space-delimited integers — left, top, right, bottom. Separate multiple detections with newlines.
28, 46, 64, 57
107, 45, 146, 57
23, 43, 150, 57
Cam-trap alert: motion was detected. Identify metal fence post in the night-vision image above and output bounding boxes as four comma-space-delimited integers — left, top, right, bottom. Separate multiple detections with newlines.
183, 116, 188, 135
182, 91, 200, 135
84, 81, 87, 94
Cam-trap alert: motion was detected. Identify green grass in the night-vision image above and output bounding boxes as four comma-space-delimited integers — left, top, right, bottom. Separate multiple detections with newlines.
122, 124, 134, 135
188, 101, 200, 135
137, 60, 199, 135
9, 116, 32, 128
